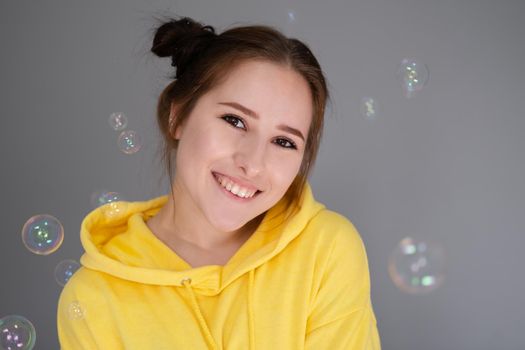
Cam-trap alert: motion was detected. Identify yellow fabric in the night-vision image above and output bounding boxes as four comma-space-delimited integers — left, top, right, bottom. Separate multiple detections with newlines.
57, 182, 381, 349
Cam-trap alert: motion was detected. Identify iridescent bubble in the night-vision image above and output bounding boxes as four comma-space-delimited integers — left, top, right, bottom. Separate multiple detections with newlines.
92, 191, 128, 218
54, 259, 81, 287
102, 201, 128, 219
90, 189, 108, 209
68, 301, 86, 320
0, 315, 36, 350
388, 237, 445, 294
108, 112, 128, 131
117, 130, 142, 155
360, 97, 379, 119
21, 214, 64, 255
90, 190, 127, 209
97, 191, 124, 207
396, 58, 429, 98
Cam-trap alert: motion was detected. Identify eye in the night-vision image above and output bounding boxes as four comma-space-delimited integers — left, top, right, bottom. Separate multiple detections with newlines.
220, 114, 298, 150
222, 114, 245, 129
274, 138, 297, 149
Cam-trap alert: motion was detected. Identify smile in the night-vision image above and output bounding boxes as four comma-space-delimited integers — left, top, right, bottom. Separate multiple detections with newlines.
213, 172, 261, 201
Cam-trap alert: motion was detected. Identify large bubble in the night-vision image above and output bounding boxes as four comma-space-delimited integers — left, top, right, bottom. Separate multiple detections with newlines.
0, 315, 36, 350
21, 214, 64, 255
388, 237, 445, 294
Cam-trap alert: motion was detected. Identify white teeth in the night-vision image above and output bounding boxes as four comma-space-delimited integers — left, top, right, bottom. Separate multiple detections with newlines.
215, 174, 256, 198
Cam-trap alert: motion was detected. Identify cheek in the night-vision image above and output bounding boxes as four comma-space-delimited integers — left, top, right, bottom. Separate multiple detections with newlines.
176, 128, 216, 167
268, 156, 303, 183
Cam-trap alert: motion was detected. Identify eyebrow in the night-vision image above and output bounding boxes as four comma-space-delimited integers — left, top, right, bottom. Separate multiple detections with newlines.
218, 101, 306, 142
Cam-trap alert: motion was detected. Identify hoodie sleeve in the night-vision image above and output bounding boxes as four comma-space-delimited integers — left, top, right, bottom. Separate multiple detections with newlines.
57, 268, 124, 350
305, 215, 381, 349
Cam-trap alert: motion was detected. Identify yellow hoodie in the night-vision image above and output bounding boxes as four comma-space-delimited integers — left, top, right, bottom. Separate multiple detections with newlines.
57, 182, 381, 349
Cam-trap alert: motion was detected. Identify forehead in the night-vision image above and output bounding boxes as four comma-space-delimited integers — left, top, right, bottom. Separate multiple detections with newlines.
205, 60, 313, 128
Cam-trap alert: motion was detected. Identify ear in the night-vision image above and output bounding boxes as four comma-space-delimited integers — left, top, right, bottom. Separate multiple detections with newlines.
169, 102, 183, 140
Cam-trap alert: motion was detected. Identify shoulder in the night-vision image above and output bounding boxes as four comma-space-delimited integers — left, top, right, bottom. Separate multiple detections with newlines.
61, 266, 110, 292
307, 209, 366, 256
57, 266, 114, 316
306, 209, 371, 281
304, 210, 373, 313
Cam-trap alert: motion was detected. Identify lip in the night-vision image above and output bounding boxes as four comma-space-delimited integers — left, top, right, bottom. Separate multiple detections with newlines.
212, 172, 260, 192
212, 172, 261, 202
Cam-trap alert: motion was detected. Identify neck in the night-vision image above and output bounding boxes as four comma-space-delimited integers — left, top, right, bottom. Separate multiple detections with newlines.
148, 191, 262, 252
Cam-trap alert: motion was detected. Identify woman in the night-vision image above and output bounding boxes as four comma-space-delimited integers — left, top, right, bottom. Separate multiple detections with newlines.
57, 16, 381, 349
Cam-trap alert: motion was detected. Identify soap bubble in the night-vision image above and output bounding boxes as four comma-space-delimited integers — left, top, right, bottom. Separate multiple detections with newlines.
89, 190, 127, 217
90, 190, 127, 210
287, 10, 296, 22
93, 191, 128, 218
117, 130, 142, 155
108, 112, 128, 131
21, 214, 64, 255
0, 315, 36, 350
90, 191, 125, 209
68, 301, 86, 320
55, 259, 81, 287
388, 237, 445, 294
102, 201, 128, 219
90, 189, 108, 209
360, 97, 379, 119
281, 8, 299, 35
396, 58, 429, 98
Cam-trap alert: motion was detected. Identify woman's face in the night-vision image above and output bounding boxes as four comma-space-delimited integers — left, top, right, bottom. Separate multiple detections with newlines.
171, 59, 312, 233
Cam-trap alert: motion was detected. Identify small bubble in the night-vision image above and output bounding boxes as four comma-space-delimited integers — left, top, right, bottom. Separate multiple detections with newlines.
68, 301, 86, 320
108, 112, 128, 131
360, 97, 379, 119
396, 58, 429, 98
287, 10, 296, 22
117, 130, 142, 155
21, 215, 64, 255
0, 315, 36, 350
54, 259, 81, 287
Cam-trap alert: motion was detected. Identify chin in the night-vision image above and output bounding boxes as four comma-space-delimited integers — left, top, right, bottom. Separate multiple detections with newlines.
208, 212, 249, 231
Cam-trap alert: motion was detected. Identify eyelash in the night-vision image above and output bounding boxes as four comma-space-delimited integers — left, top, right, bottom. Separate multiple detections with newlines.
220, 114, 298, 150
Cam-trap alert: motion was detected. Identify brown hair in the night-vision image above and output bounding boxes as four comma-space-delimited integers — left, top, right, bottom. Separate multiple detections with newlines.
150, 16, 329, 226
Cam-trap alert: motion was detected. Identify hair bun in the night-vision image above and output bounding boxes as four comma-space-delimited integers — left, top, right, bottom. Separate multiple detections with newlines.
151, 17, 216, 78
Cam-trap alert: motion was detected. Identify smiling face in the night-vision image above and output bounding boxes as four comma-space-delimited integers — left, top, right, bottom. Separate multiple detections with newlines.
170, 59, 313, 233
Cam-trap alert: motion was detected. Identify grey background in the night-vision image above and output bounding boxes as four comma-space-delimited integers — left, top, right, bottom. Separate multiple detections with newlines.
1, 0, 524, 349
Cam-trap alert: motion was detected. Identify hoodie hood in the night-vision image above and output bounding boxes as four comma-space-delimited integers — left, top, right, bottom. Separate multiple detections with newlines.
80, 182, 325, 295
79, 182, 326, 349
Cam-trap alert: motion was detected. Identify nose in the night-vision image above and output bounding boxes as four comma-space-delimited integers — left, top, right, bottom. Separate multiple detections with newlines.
234, 137, 266, 178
